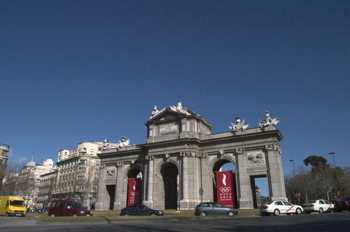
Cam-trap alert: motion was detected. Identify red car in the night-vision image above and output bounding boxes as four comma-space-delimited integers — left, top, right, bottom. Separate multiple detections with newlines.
48, 200, 92, 217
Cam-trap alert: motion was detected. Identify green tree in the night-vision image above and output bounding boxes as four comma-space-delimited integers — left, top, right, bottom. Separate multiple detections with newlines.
303, 156, 327, 167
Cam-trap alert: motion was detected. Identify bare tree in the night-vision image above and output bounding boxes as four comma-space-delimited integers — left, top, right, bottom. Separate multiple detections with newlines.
74, 165, 99, 209
0, 161, 24, 196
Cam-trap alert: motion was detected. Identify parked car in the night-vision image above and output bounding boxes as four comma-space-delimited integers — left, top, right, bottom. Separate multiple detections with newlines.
302, 199, 334, 213
194, 202, 238, 216
334, 197, 350, 212
260, 200, 303, 216
48, 200, 92, 217
120, 205, 165, 216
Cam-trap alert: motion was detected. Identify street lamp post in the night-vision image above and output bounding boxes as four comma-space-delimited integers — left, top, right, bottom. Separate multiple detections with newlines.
329, 152, 336, 168
329, 152, 338, 199
289, 159, 295, 177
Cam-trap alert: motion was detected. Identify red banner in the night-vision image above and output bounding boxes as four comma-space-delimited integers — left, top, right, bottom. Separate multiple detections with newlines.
216, 171, 236, 208
128, 178, 142, 206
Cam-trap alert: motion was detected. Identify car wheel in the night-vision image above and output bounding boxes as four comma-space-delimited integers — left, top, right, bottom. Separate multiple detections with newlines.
319, 208, 324, 214
274, 209, 280, 216
73, 214, 77, 217
200, 212, 207, 216
150, 213, 157, 216
124, 214, 130, 216
295, 208, 302, 215
50, 214, 55, 217
228, 211, 235, 216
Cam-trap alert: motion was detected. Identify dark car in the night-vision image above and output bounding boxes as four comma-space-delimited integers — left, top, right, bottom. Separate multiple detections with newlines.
334, 197, 350, 212
120, 205, 165, 216
194, 202, 238, 216
48, 200, 92, 217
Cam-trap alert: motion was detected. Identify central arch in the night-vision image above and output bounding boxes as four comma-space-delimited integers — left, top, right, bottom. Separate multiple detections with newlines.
212, 157, 237, 205
160, 162, 178, 209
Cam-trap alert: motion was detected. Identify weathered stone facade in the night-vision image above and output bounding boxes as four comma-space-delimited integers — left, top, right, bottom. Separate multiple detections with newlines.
95, 103, 287, 210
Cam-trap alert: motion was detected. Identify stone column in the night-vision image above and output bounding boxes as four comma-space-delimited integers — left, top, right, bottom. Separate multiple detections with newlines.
143, 155, 154, 208
95, 165, 107, 210
265, 145, 287, 201
236, 149, 253, 209
114, 162, 126, 210
180, 152, 189, 209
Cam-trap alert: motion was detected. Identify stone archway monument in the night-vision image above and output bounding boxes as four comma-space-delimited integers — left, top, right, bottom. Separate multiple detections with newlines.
95, 103, 287, 210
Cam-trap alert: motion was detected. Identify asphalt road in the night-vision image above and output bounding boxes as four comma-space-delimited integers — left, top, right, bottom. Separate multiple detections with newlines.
1, 212, 350, 232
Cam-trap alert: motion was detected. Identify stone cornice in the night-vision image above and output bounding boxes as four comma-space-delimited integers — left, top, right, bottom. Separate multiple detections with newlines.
200, 129, 283, 146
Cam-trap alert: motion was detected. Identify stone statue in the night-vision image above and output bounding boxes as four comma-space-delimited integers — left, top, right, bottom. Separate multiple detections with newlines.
149, 105, 166, 119
259, 111, 279, 128
229, 117, 249, 132
170, 102, 190, 115
152, 105, 160, 116
102, 138, 110, 150
118, 137, 130, 148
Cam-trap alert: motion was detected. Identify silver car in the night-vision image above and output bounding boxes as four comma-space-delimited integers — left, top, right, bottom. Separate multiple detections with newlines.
194, 202, 238, 216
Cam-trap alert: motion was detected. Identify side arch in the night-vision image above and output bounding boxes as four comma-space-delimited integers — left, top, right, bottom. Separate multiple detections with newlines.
154, 158, 180, 209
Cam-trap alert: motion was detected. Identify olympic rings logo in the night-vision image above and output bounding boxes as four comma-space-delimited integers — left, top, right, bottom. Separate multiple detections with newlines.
219, 187, 231, 193
130, 192, 139, 196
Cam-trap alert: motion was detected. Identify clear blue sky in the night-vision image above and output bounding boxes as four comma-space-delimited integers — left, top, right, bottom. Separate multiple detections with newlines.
1, 1, 349, 196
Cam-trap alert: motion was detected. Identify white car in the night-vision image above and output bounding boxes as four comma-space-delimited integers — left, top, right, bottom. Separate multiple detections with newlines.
302, 199, 334, 214
260, 200, 303, 216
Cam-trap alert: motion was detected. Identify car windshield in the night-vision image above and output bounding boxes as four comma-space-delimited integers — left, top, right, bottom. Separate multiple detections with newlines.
308, 200, 317, 203
10, 200, 24, 206
266, 201, 274, 205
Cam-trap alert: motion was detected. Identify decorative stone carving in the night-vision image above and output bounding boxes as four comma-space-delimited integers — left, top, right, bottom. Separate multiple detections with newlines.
116, 162, 123, 167
197, 152, 207, 158
165, 153, 170, 160
145, 155, 154, 160
79, 147, 87, 155
235, 148, 245, 154
259, 111, 279, 128
180, 151, 197, 157
170, 102, 190, 115
229, 117, 249, 132
106, 168, 116, 177
265, 144, 282, 154
247, 152, 266, 166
